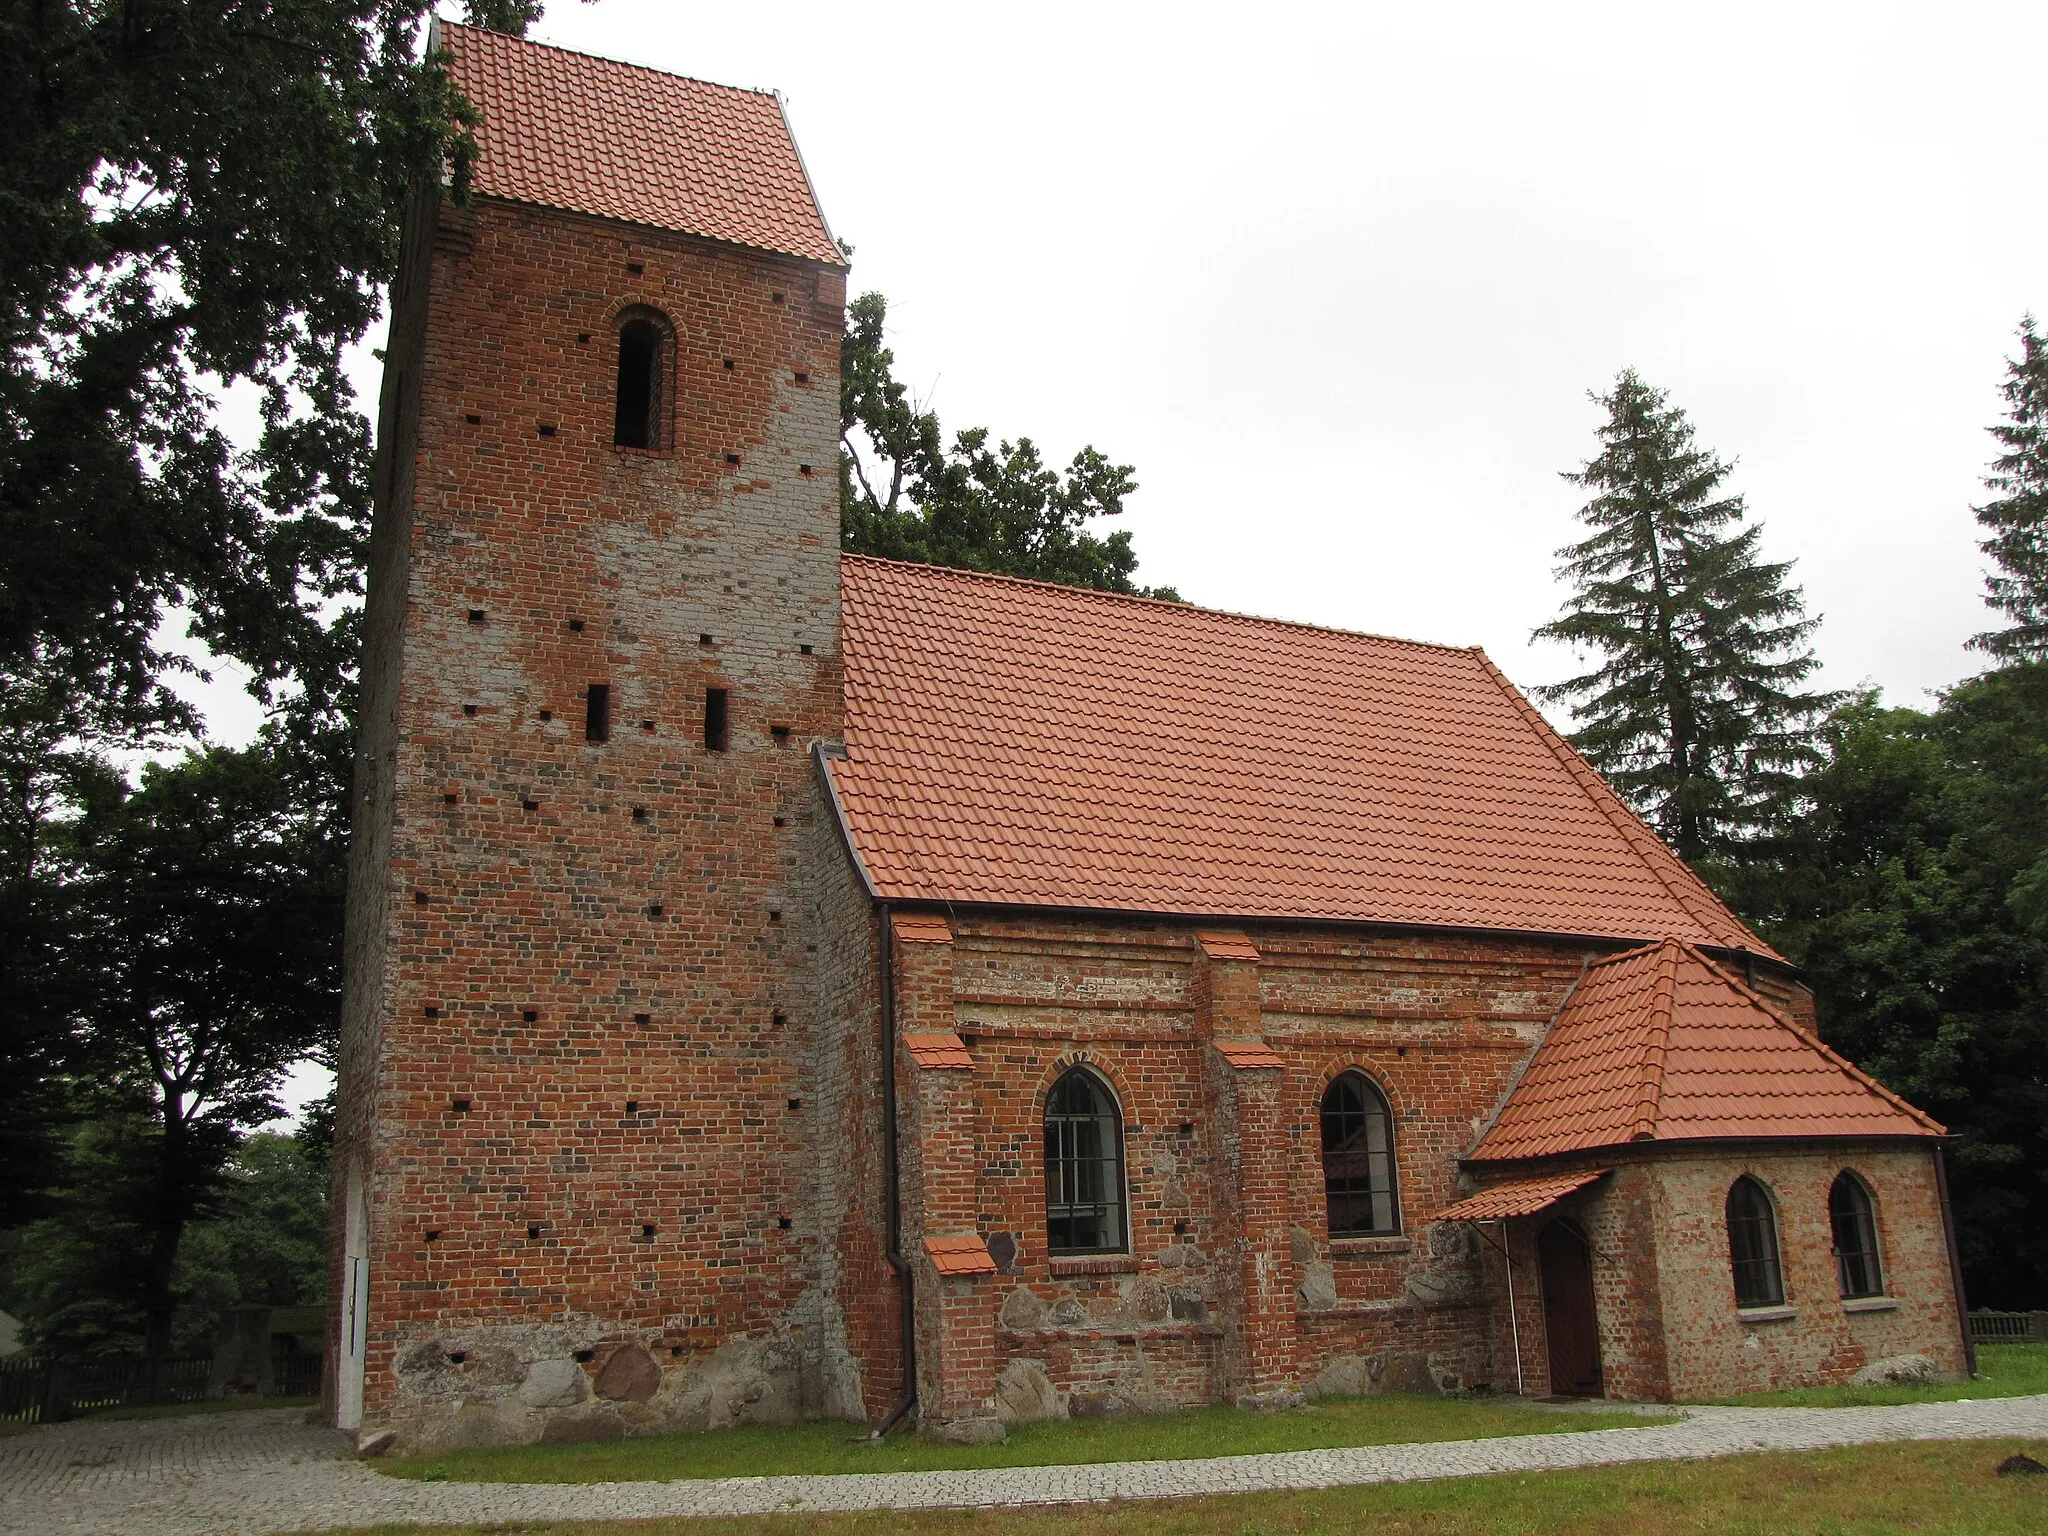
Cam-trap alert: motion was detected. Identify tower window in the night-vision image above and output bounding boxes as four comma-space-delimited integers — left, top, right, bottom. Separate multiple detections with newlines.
613, 312, 669, 449
585, 683, 612, 743
704, 687, 730, 752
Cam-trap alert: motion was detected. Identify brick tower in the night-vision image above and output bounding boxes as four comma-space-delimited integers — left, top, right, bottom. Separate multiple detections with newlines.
330, 23, 851, 1446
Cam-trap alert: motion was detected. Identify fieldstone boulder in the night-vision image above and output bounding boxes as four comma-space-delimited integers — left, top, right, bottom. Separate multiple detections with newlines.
518, 1357, 590, 1408
1297, 1261, 1339, 1311
927, 1415, 1006, 1444
993, 1358, 1064, 1422
596, 1344, 662, 1402
1850, 1353, 1940, 1386
1000, 1286, 1047, 1331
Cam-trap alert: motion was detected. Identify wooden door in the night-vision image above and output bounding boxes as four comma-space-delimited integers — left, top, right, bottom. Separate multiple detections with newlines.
1539, 1218, 1603, 1397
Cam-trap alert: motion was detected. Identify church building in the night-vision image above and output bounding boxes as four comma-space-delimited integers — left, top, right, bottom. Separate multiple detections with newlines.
330, 22, 1970, 1451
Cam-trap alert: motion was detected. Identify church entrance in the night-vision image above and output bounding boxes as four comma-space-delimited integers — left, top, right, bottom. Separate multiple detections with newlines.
1538, 1218, 1603, 1397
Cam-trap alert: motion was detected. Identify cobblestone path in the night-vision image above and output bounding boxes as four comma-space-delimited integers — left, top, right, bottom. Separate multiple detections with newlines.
3, 1395, 2044, 1536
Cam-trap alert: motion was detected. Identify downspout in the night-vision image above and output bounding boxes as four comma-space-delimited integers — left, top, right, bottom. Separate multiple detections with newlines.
1932, 1142, 1976, 1377
869, 902, 918, 1438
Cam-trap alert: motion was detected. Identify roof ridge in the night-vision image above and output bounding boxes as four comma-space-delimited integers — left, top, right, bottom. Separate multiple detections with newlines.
441, 19, 783, 101
1672, 940, 1947, 1136
1465, 650, 1777, 960
840, 553, 1484, 657
1632, 939, 1679, 1142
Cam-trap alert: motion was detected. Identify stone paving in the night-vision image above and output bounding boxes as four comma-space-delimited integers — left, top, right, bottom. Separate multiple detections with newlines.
3, 1394, 2044, 1536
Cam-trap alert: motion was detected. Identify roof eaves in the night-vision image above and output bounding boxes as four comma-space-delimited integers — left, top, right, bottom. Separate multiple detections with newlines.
1632, 939, 1679, 1142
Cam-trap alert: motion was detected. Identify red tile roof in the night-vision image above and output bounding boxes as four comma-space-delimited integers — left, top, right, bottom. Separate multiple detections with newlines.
903, 1031, 974, 1070
890, 912, 954, 945
1214, 1041, 1288, 1071
924, 1234, 997, 1276
828, 557, 1774, 953
1432, 1169, 1611, 1222
438, 22, 843, 266
1197, 932, 1263, 962
1470, 939, 1942, 1162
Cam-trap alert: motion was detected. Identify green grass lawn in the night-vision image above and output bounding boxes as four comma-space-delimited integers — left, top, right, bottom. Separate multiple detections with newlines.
1696, 1340, 2048, 1408
378, 1393, 1675, 1485
321, 1436, 2048, 1536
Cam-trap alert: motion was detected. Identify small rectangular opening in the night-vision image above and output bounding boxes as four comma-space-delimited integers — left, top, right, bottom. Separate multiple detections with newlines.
585, 683, 612, 743
704, 688, 730, 751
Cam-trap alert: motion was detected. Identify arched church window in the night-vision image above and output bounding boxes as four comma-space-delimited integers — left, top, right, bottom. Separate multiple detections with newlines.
1726, 1175, 1786, 1307
1043, 1066, 1127, 1255
1321, 1070, 1399, 1236
613, 312, 668, 449
1829, 1172, 1883, 1299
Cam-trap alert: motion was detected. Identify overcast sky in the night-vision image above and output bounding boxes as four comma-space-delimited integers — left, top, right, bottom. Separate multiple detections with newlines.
501, 0, 2039, 711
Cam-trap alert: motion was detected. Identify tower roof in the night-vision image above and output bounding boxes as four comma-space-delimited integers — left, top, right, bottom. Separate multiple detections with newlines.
1469, 938, 1942, 1161
825, 556, 1776, 952
439, 22, 844, 266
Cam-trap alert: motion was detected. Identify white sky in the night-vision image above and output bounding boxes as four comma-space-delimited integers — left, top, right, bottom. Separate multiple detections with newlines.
249, 0, 2046, 1122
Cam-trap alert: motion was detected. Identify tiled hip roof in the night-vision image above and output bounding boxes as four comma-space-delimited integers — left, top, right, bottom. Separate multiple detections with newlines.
1470, 939, 1943, 1161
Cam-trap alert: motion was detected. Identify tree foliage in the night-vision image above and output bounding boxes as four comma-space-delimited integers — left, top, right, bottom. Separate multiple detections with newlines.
0, 0, 463, 1352
1748, 673, 2048, 1308
0, 1, 471, 733
1972, 317, 2048, 662
839, 292, 1177, 598
1536, 371, 1838, 862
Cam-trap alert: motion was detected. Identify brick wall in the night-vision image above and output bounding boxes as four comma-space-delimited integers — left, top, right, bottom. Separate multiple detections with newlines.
865, 911, 1606, 1424
332, 186, 848, 1451
1642, 1147, 1966, 1398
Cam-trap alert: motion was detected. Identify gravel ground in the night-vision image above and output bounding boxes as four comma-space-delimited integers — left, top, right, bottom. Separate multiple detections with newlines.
2, 1394, 2044, 1536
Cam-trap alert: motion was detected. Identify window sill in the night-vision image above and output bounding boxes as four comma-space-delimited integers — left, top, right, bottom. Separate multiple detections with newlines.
611, 444, 675, 459
1842, 1296, 1901, 1314
1049, 1255, 1138, 1277
1736, 1304, 1798, 1324
1329, 1236, 1411, 1258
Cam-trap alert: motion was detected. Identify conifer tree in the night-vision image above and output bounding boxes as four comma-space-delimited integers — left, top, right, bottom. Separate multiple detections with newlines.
1535, 371, 1838, 862
1971, 317, 2048, 661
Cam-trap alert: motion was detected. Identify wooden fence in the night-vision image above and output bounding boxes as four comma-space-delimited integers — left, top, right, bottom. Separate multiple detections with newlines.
1967, 1309, 2048, 1344
0, 1353, 318, 1426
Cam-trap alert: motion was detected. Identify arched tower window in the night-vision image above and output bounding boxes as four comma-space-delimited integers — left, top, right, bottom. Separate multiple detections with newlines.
1321, 1070, 1399, 1236
1043, 1066, 1126, 1255
613, 312, 668, 449
1829, 1172, 1883, 1299
1726, 1175, 1785, 1308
